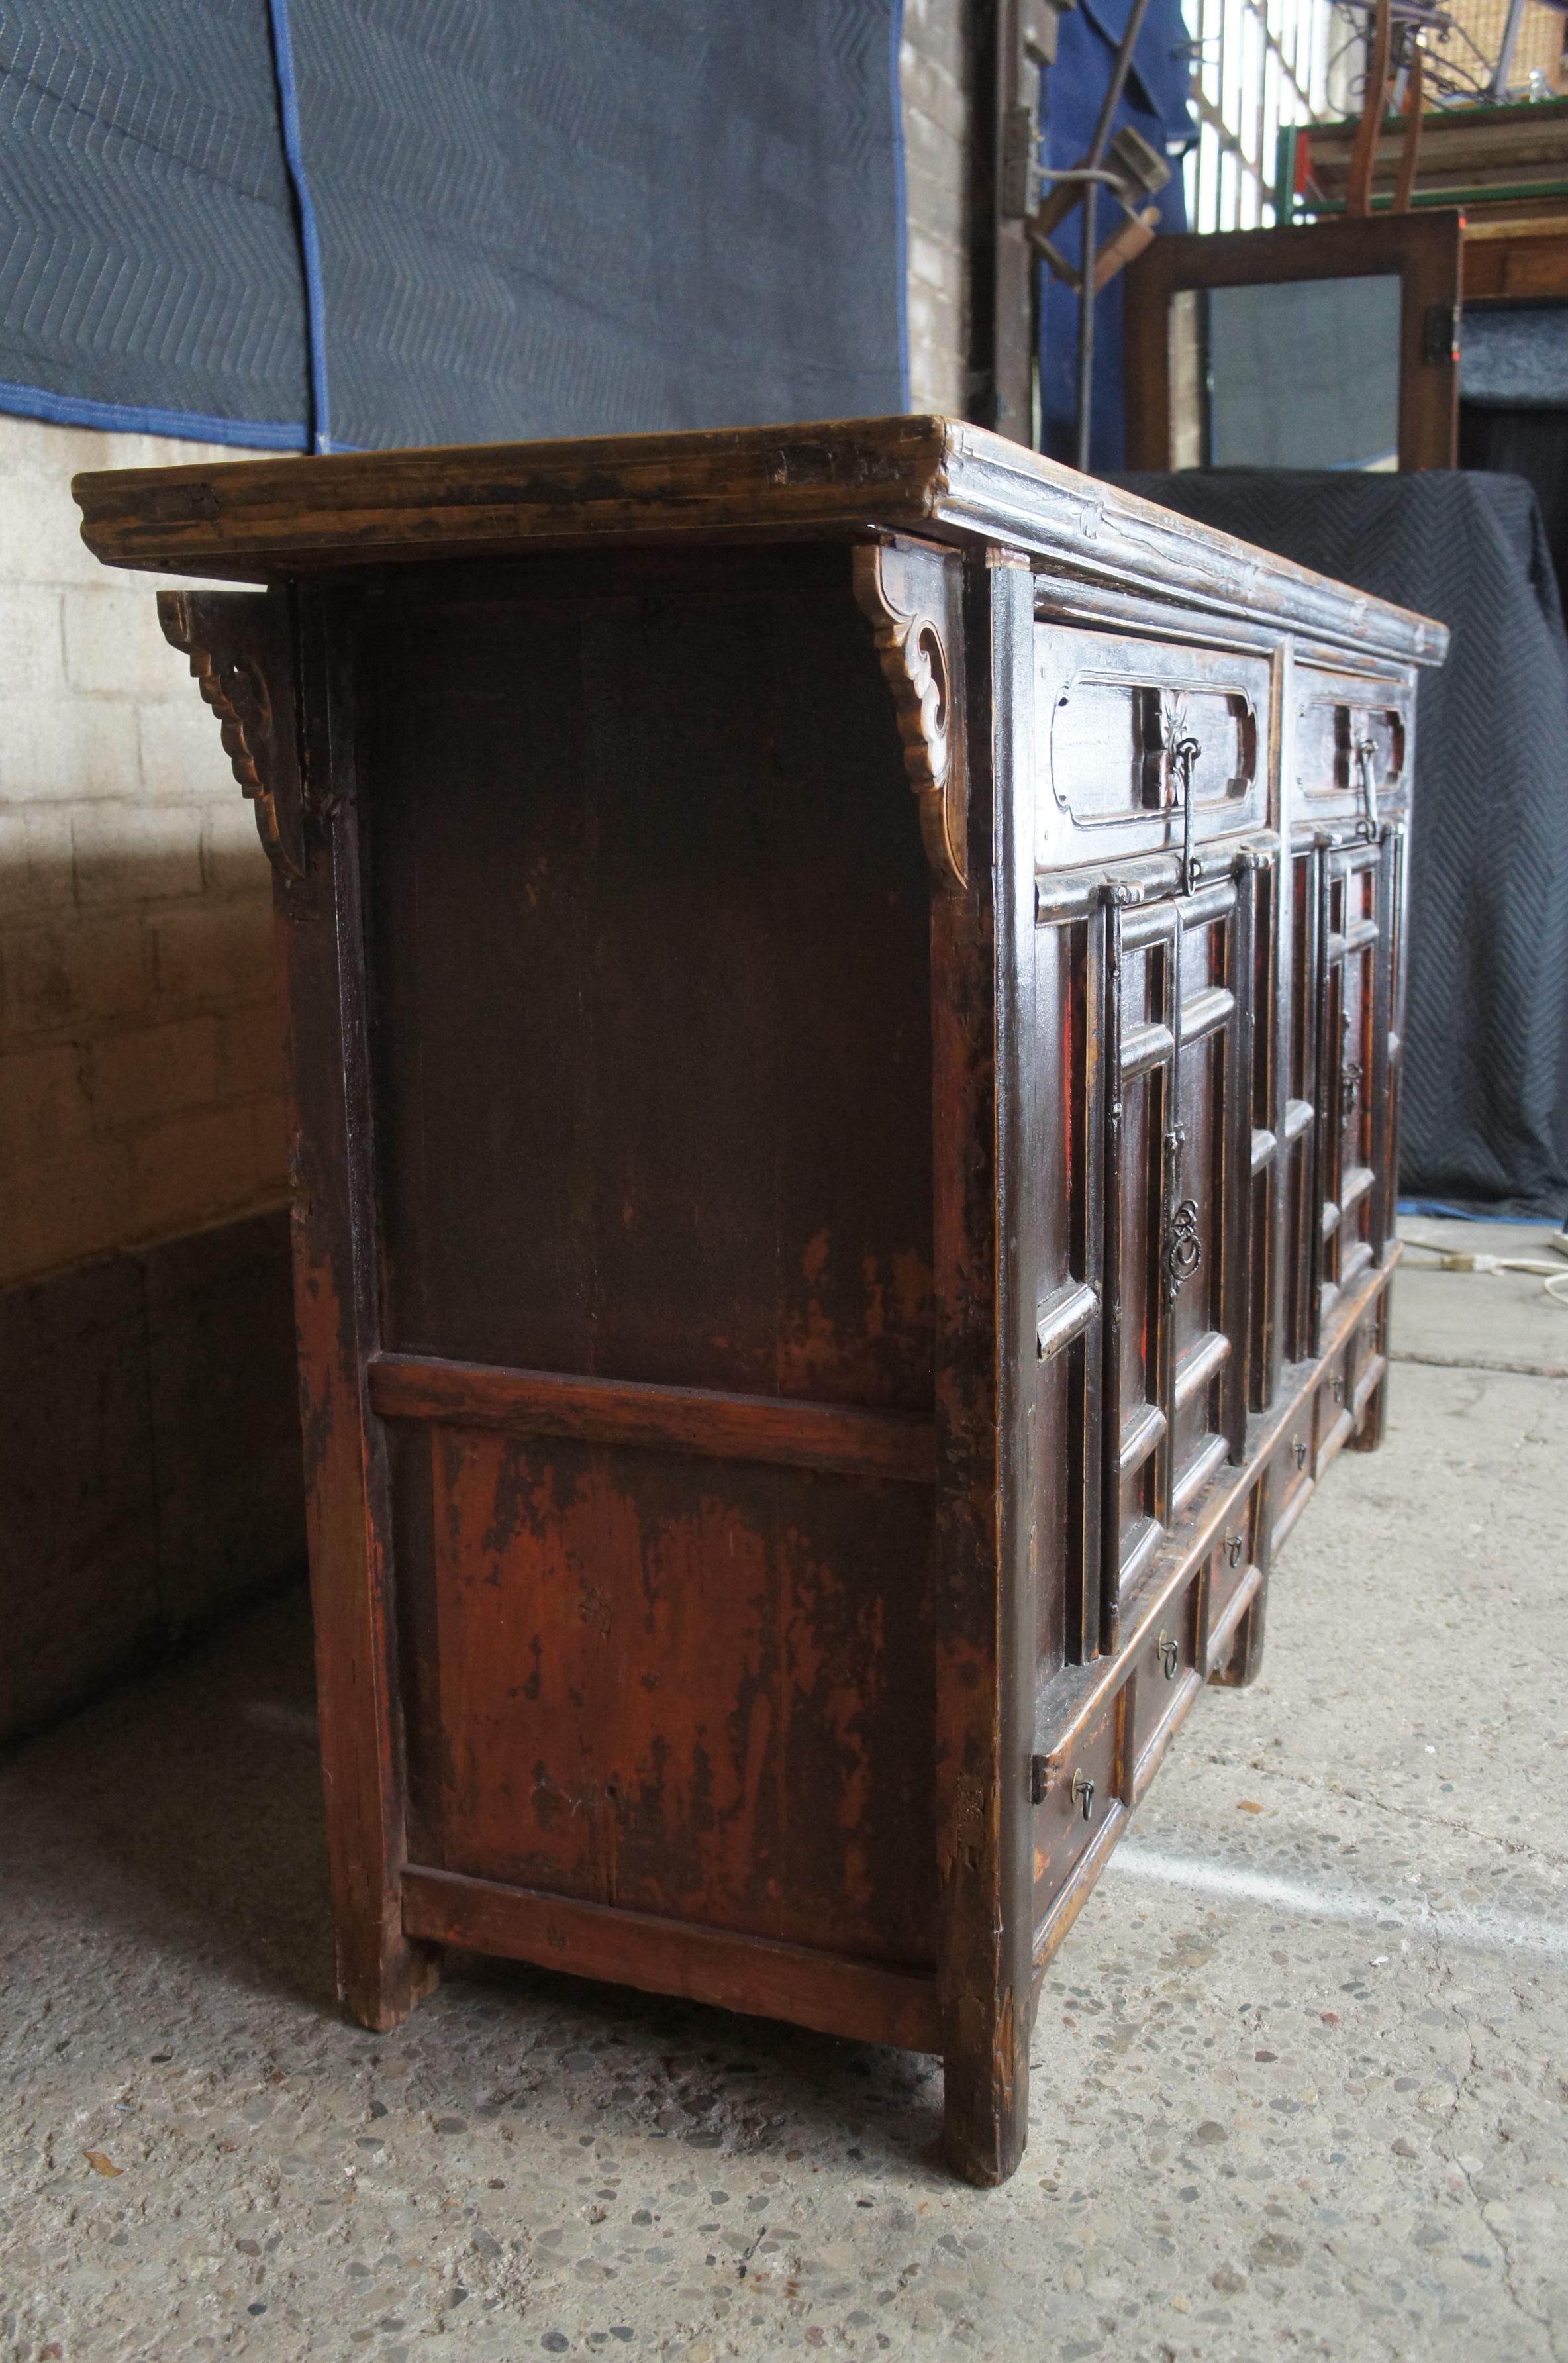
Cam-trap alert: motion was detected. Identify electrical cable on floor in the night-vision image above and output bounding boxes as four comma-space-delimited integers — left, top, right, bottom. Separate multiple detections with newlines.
1401, 1234, 1568, 1307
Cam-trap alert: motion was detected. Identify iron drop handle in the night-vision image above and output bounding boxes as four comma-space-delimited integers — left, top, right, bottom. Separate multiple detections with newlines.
1170, 730, 1202, 895
1354, 736, 1379, 842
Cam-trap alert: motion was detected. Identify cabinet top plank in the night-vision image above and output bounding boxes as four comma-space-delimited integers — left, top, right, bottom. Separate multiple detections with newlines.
72, 414, 1447, 670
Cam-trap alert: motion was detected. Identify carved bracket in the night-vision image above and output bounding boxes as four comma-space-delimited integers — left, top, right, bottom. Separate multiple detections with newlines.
852, 536, 968, 894
158, 587, 305, 880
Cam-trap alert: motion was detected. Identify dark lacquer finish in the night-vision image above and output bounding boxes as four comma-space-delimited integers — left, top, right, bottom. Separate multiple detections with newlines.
75, 417, 1445, 2187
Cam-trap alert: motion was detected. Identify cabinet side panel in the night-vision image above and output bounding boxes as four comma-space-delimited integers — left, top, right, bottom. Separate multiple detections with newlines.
360, 557, 934, 1411
393, 1428, 936, 1968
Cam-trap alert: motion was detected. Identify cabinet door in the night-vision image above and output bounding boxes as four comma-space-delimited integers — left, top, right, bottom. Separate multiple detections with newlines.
1283, 827, 1402, 1355
1098, 869, 1254, 1650
1281, 844, 1322, 1365
1313, 835, 1396, 1338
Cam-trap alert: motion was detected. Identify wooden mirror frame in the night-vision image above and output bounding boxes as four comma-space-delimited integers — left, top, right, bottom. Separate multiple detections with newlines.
1123, 211, 1464, 473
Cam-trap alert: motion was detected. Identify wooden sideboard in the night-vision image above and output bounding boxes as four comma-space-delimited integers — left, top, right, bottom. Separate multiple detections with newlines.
74, 419, 1446, 2187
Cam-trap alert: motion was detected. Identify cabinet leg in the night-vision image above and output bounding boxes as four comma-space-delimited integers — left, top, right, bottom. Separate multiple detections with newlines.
940, 1991, 1032, 2187
336, 1922, 442, 2034
1210, 1580, 1269, 1689
1348, 1368, 1387, 1452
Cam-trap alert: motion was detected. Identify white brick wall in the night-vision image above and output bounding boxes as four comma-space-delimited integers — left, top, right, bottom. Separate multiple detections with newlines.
900, 0, 971, 417
0, 416, 287, 1289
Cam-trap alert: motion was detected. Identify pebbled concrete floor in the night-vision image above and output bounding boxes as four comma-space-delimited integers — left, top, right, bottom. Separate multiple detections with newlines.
1, 1228, 1565, 2363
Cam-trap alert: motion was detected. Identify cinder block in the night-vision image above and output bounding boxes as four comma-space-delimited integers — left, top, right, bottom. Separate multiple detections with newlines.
72, 801, 205, 904
89, 1014, 219, 1134
250, 1092, 290, 1193
1, 912, 150, 1040
0, 1042, 95, 1179
201, 796, 272, 895
0, 584, 66, 697
901, 97, 965, 191
215, 999, 285, 1102
908, 226, 963, 298
0, 1136, 136, 1288
0, 807, 75, 916
899, 43, 967, 140
140, 1207, 304, 1639
62, 585, 176, 698
126, 1099, 275, 1242
905, 160, 968, 256
0, 472, 107, 589
901, 0, 967, 83
0, 692, 136, 801
0, 1203, 304, 1742
96, 430, 253, 474
149, 893, 275, 1012
137, 695, 232, 801
0, 412, 113, 483
0, 1251, 158, 1735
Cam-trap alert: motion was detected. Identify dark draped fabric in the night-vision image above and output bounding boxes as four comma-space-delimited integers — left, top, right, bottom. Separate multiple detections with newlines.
1459, 405, 1568, 613
0, 0, 906, 452
1115, 470, 1568, 1217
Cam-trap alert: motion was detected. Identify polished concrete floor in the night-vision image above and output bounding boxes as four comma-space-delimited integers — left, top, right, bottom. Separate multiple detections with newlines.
1, 1225, 1565, 2363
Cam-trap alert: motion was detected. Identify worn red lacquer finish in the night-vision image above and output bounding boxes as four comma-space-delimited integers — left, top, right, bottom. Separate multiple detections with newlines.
75, 419, 1445, 2183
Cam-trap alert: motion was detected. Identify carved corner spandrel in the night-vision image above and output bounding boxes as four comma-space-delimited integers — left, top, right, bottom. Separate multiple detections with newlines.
158, 587, 306, 881
852, 536, 969, 895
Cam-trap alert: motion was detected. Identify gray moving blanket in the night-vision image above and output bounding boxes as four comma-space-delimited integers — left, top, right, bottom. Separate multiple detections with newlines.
1116, 471, 1568, 1216
0, 0, 905, 450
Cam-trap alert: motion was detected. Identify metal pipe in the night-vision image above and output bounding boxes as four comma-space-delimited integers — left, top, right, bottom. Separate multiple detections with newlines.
1085, 0, 1157, 168
1075, 179, 1098, 471
1490, 0, 1527, 94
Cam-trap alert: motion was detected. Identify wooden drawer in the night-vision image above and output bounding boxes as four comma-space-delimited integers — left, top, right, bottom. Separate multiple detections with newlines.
1315, 1336, 1355, 1474
1294, 667, 1409, 829
1351, 1296, 1388, 1430
1032, 1695, 1122, 1935
1130, 1576, 1202, 1795
1205, 1476, 1265, 1670
1269, 1414, 1314, 1556
1036, 626, 1271, 870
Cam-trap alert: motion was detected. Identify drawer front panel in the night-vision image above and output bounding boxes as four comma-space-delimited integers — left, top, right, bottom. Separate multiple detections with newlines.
1130, 1576, 1202, 1785
1269, 1415, 1315, 1556
1206, 1476, 1265, 1649
1037, 628, 1271, 869
1033, 1697, 1121, 1930
1315, 1337, 1355, 1474
1295, 670, 1409, 826
1350, 1294, 1387, 1426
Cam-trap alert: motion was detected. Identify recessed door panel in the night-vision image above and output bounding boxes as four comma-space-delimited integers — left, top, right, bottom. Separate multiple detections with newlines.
1098, 871, 1255, 1648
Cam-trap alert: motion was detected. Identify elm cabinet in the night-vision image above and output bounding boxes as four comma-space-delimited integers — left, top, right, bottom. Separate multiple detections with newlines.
74, 419, 1446, 2186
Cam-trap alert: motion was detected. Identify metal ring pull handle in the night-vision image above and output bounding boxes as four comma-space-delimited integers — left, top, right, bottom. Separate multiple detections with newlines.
1157, 1629, 1179, 1680
1354, 736, 1379, 842
1071, 1770, 1096, 1823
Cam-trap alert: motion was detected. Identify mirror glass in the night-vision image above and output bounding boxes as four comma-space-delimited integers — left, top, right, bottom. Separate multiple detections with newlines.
1169, 274, 1402, 470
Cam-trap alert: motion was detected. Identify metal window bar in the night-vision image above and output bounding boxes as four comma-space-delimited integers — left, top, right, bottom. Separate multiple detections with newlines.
1185, 0, 1338, 233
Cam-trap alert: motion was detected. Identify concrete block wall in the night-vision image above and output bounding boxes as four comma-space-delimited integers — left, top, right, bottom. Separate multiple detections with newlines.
0, 416, 287, 1295
0, 417, 305, 1742
900, 0, 971, 417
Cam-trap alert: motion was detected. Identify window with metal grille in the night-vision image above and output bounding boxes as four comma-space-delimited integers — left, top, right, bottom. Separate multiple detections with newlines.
1183, 0, 1342, 232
